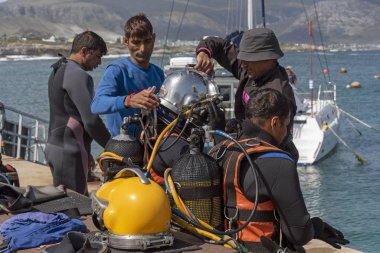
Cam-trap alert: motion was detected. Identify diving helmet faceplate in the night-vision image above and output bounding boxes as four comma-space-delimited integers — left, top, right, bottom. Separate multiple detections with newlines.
158, 70, 220, 114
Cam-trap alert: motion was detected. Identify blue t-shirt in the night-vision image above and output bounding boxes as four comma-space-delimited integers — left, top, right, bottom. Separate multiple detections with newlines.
91, 57, 164, 137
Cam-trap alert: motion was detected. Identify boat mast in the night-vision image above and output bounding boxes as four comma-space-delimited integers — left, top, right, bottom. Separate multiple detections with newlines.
247, 0, 254, 29
308, 20, 314, 116
247, 0, 265, 29
261, 0, 266, 27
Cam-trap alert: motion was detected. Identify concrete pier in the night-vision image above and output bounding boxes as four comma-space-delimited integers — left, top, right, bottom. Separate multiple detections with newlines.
1, 155, 101, 192
1, 155, 363, 253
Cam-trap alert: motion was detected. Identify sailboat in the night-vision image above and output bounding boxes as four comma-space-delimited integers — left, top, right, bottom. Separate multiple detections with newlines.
165, 1, 340, 165
292, 79, 340, 165
291, 15, 340, 165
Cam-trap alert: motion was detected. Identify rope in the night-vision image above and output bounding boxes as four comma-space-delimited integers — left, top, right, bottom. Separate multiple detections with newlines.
300, 0, 330, 87
160, 0, 176, 67
324, 122, 366, 165
174, 0, 190, 41
312, 0, 331, 83
345, 118, 362, 136
338, 107, 380, 133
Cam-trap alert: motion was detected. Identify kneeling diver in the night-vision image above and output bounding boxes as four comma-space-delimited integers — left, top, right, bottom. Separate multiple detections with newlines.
210, 88, 349, 252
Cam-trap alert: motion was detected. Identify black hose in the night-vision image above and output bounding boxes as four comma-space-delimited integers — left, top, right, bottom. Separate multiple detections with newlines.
168, 129, 260, 237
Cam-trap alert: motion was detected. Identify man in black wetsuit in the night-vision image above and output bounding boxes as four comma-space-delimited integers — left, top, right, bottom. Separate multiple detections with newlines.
210, 89, 349, 252
195, 28, 299, 162
46, 31, 111, 195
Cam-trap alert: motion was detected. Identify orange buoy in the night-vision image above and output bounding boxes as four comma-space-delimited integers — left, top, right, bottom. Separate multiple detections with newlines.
350, 81, 361, 88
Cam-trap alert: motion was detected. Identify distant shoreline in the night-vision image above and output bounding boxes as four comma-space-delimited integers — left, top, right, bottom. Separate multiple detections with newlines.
1, 41, 379, 58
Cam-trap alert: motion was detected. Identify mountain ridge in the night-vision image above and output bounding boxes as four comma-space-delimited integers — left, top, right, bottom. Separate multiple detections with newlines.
0, 0, 379, 45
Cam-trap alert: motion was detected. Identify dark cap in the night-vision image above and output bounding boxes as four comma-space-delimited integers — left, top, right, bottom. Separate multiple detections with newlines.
237, 28, 283, 62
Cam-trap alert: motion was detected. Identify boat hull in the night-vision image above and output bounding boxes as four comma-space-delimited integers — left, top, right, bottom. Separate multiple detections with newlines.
293, 103, 340, 165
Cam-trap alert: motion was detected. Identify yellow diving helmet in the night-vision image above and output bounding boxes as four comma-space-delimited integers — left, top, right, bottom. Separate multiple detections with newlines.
91, 167, 174, 250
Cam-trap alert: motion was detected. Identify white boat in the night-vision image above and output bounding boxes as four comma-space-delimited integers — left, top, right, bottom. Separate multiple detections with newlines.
292, 84, 340, 165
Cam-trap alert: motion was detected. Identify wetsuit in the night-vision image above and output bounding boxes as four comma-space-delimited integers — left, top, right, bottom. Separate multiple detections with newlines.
91, 57, 164, 137
234, 120, 313, 249
46, 57, 110, 195
196, 37, 299, 161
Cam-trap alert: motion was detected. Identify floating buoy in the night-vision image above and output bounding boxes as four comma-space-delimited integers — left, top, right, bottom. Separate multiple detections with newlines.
374, 75, 380, 79
339, 67, 348, 73
347, 81, 361, 88
323, 69, 329, 75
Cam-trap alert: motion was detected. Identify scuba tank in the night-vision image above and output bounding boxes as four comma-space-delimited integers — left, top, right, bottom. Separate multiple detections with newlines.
98, 116, 143, 181
171, 128, 223, 229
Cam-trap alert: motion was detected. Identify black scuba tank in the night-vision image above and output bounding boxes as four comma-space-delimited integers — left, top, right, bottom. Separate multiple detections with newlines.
171, 128, 223, 229
100, 116, 143, 181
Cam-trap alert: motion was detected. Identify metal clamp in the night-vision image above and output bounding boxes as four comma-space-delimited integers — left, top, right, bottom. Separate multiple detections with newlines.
216, 144, 227, 160
224, 206, 238, 232
246, 139, 261, 147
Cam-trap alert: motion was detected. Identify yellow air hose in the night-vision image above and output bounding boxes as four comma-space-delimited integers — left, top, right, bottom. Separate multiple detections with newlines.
143, 109, 238, 250
165, 169, 237, 249
146, 109, 192, 173
171, 215, 231, 246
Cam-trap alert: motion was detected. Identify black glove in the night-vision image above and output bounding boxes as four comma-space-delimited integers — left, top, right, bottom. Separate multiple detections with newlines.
311, 217, 350, 249
206, 102, 225, 131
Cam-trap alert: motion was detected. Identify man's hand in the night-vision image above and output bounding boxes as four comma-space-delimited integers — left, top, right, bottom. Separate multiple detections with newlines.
194, 51, 214, 74
124, 86, 159, 110
312, 217, 350, 249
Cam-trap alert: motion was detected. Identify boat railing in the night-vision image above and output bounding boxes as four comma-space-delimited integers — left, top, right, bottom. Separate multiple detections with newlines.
0, 103, 48, 165
296, 82, 336, 114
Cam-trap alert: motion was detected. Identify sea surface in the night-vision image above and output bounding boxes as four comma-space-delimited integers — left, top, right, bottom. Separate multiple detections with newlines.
1, 51, 380, 252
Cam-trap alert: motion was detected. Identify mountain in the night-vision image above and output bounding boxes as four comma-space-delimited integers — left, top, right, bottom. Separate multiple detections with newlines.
0, 0, 379, 45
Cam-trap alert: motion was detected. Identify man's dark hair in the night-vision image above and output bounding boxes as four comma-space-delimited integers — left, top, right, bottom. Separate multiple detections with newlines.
70, 31, 107, 55
124, 13, 153, 38
245, 88, 290, 125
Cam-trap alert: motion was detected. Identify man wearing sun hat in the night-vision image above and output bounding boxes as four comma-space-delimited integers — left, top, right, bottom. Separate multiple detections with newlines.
195, 27, 298, 161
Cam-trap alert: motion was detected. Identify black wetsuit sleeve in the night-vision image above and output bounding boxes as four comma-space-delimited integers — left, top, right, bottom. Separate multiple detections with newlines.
63, 68, 111, 147
241, 157, 313, 246
197, 37, 240, 79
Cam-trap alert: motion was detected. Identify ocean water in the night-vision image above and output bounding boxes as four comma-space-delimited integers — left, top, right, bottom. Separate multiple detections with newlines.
1, 51, 380, 252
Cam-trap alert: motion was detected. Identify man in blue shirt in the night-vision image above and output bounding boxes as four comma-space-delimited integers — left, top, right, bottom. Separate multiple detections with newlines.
92, 13, 163, 137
